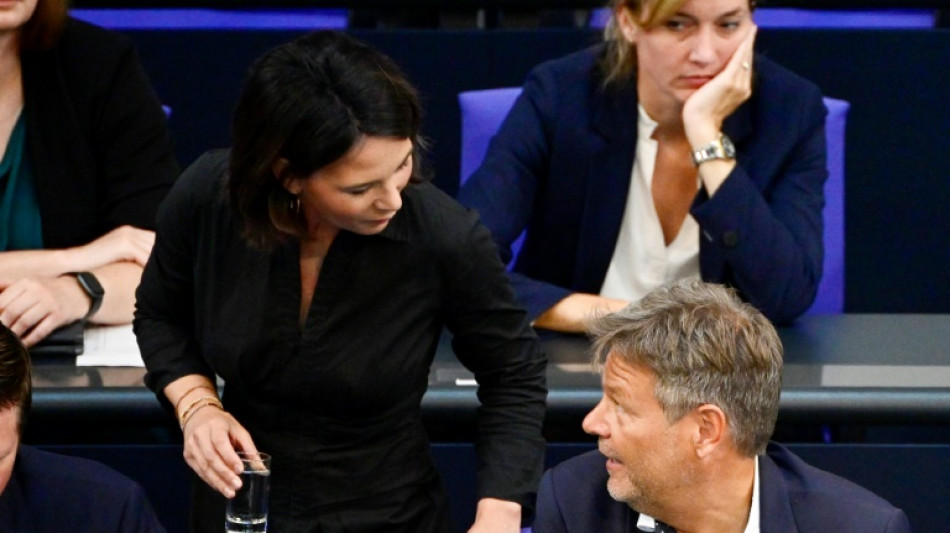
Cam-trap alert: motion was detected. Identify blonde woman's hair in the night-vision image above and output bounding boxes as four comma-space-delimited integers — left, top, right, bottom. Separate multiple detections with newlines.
600, 0, 754, 85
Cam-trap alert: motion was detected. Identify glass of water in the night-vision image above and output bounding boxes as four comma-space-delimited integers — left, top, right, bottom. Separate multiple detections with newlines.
225, 451, 271, 533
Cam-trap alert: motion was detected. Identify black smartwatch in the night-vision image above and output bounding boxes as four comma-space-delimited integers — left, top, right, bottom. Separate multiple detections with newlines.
70, 272, 105, 321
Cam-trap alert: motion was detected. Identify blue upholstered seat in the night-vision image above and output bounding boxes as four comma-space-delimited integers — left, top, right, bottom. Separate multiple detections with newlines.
587, 8, 935, 29
68, 8, 348, 30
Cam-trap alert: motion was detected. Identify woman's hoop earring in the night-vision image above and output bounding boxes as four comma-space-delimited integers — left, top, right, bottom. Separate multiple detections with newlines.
289, 195, 301, 217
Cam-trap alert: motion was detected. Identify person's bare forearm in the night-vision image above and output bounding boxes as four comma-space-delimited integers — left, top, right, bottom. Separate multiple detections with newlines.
533, 293, 629, 333
84, 261, 145, 324
0, 249, 77, 281
0, 226, 155, 285
468, 498, 521, 533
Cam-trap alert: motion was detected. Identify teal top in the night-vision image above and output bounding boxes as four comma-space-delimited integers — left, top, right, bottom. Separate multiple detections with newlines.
0, 113, 43, 251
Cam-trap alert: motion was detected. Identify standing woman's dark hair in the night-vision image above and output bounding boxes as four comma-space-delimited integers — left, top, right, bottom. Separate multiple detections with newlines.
229, 31, 426, 248
18, 0, 68, 51
0, 324, 32, 431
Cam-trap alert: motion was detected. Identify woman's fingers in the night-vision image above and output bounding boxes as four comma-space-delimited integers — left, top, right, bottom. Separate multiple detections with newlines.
183, 410, 252, 498
76, 226, 157, 268
682, 24, 758, 144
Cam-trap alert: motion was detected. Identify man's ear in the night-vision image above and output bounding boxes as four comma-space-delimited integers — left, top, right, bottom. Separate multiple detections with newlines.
272, 158, 299, 195
692, 404, 728, 458
616, 7, 640, 44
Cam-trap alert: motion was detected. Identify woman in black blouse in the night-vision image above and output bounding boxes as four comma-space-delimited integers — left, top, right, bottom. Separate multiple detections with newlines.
134, 31, 546, 532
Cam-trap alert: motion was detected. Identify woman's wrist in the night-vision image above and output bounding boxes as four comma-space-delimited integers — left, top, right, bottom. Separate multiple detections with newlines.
684, 121, 722, 151
178, 396, 224, 430
173, 384, 219, 420
472, 498, 521, 530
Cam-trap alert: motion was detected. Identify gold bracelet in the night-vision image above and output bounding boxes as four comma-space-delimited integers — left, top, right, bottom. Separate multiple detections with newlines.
174, 385, 215, 416
178, 395, 221, 423
178, 395, 222, 429
180, 399, 224, 431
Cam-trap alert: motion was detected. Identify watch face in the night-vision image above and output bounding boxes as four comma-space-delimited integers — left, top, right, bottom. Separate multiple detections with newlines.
720, 134, 736, 158
692, 134, 736, 165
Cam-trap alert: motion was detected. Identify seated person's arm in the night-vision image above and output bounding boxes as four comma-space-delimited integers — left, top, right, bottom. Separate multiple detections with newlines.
460, 71, 614, 334
682, 28, 757, 198
0, 225, 154, 346
682, 28, 824, 323
0, 225, 153, 280
469, 498, 522, 533
533, 293, 629, 334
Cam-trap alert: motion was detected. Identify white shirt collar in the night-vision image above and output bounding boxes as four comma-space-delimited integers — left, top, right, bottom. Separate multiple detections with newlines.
636, 457, 760, 533
637, 103, 659, 144
746, 456, 761, 533
636, 513, 661, 531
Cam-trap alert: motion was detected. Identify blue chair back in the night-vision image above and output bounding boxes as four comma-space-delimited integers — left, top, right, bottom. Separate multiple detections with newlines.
753, 8, 935, 28
588, 7, 934, 28
813, 97, 849, 314
459, 87, 524, 185
458, 88, 849, 315
68, 8, 348, 30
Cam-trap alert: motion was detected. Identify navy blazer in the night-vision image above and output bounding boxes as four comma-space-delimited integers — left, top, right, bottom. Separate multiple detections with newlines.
458, 45, 826, 324
0, 445, 166, 532
534, 444, 912, 533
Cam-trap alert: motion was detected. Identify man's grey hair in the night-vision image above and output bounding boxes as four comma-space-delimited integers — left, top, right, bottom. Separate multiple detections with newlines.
588, 279, 783, 456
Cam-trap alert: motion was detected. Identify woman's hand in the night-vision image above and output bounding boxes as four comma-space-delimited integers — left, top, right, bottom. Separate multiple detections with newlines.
68, 225, 156, 270
0, 275, 88, 346
682, 25, 758, 148
182, 405, 260, 499
467, 498, 521, 533
171, 377, 260, 499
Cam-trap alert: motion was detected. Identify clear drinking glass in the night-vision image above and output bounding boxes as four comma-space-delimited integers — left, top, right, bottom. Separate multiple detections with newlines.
225, 451, 271, 533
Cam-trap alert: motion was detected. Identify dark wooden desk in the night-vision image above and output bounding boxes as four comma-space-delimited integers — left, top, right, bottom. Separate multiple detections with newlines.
29, 314, 950, 441
430, 313, 950, 439
27, 314, 950, 532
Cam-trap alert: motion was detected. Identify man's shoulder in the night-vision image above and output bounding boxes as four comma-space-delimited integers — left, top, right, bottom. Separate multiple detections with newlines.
15, 446, 165, 532
17, 445, 142, 498
764, 443, 912, 532
535, 450, 635, 532
546, 449, 609, 486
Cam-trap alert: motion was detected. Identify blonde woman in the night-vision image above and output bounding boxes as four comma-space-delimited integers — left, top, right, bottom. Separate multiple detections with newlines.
459, 0, 827, 331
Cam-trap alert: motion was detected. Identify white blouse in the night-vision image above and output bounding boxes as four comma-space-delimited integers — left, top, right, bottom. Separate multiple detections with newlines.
600, 105, 701, 301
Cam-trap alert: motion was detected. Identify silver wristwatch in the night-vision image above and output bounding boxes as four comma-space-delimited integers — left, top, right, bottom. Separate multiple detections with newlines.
691, 133, 736, 166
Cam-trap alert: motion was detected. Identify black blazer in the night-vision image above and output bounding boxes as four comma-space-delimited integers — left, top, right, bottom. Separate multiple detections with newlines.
534, 444, 912, 533
21, 17, 179, 249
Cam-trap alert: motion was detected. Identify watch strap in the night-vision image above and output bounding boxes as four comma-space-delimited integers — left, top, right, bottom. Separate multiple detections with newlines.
71, 272, 104, 321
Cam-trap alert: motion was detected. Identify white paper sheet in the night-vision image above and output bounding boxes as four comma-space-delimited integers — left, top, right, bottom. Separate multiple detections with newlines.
77, 324, 144, 367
